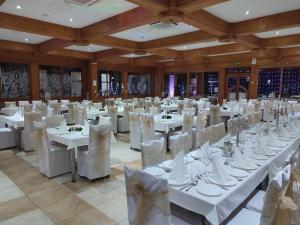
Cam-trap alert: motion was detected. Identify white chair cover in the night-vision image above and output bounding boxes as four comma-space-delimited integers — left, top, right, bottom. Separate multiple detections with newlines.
18, 101, 29, 107
107, 106, 117, 134
22, 112, 42, 151
153, 101, 161, 113
183, 107, 196, 115
135, 108, 145, 113
4, 101, 16, 108
210, 105, 221, 125
181, 113, 194, 151
35, 103, 48, 117
129, 113, 142, 150
141, 114, 156, 142
178, 101, 184, 115
0, 128, 16, 149
46, 115, 64, 128
192, 113, 207, 149
169, 132, 189, 158
93, 102, 102, 110
118, 104, 133, 132
78, 123, 111, 180
145, 100, 152, 113
210, 123, 226, 144
149, 107, 159, 115
50, 103, 61, 115
32, 121, 71, 177
23, 104, 33, 112
124, 166, 171, 225
66, 104, 75, 125
141, 137, 164, 169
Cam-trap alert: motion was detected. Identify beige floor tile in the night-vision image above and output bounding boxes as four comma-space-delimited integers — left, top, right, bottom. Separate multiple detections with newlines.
0, 209, 54, 225
56, 208, 115, 225
28, 185, 73, 208
96, 194, 128, 224
0, 170, 6, 179
0, 177, 24, 203
17, 174, 59, 195
41, 194, 92, 223
0, 196, 36, 222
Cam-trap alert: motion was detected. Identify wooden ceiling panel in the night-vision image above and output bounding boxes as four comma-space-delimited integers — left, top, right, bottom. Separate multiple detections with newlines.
177, 0, 230, 14
93, 49, 133, 60
262, 34, 300, 48
37, 38, 74, 53
0, 40, 36, 52
89, 36, 139, 51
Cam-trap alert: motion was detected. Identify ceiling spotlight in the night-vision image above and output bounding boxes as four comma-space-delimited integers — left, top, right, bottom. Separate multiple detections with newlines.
25, 38, 29, 42
16, 5, 21, 9
183, 46, 187, 49
245, 10, 250, 15
69, 18, 73, 22
276, 31, 280, 35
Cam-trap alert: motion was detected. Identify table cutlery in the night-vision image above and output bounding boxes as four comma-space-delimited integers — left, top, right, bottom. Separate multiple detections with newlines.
185, 178, 198, 191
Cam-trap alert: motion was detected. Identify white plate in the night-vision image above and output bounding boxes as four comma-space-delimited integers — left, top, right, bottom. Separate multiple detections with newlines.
196, 183, 223, 197
207, 175, 237, 187
225, 166, 249, 178
248, 154, 269, 161
167, 175, 191, 186
230, 161, 257, 171
266, 143, 286, 148
144, 167, 165, 177
252, 149, 277, 157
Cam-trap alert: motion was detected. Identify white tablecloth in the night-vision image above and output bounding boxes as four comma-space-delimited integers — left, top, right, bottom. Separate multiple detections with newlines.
154, 114, 183, 133
3, 115, 25, 129
1, 107, 18, 116
145, 128, 300, 225
161, 104, 178, 112
86, 108, 124, 120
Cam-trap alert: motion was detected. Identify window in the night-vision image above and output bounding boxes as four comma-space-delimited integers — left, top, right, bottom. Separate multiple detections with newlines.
128, 73, 151, 95
203, 72, 219, 96
189, 73, 202, 97
258, 68, 281, 97
0, 62, 29, 98
98, 70, 122, 96
39, 65, 62, 97
63, 67, 82, 97
282, 67, 300, 97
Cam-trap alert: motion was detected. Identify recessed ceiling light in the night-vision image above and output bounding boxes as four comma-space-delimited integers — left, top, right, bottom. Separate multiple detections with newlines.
16, 5, 21, 9
69, 18, 73, 22
183, 46, 187, 49
245, 10, 250, 15
276, 31, 280, 35
25, 38, 29, 42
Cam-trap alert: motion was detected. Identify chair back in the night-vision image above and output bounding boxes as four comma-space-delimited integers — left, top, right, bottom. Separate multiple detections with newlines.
141, 137, 164, 169
24, 112, 42, 131
124, 166, 171, 225
107, 106, 117, 134
18, 101, 29, 107
211, 122, 226, 144
149, 107, 159, 115
50, 103, 61, 115
35, 103, 47, 117
169, 132, 189, 158
4, 101, 16, 108
46, 115, 64, 128
145, 100, 152, 113
177, 101, 184, 115
141, 114, 155, 142
129, 112, 142, 150
210, 105, 221, 125
182, 113, 194, 151
23, 104, 33, 112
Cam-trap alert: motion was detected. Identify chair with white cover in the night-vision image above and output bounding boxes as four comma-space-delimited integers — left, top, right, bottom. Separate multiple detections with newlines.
129, 112, 142, 150
77, 123, 111, 180
61, 99, 69, 106
74, 106, 86, 126
145, 100, 152, 113
22, 112, 42, 152
210, 123, 225, 144
18, 101, 29, 107
32, 121, 71, 177
178, 101, 184, 115
66, 104, 75, 125
0, 127, 16, 149
194, 126, 211, 149
192, 112, 207, 149
32, 100, 42, 106
125, 167, 201, 225
4, 101, 16, 108
252, 111, 261, 125
183, 107, 196, 115
149, 107, 159, 115
262, 101, 273, 122
138, 98, 145, 109
46, 115, 64, 128
153, 101, 161, 113
107, 106, 117, 134
135, 108, 145, 113
118, 104, 133, 132
209, 105, 221, 126
169, 132, 189, 158
50, 103, 61, 115
141, 137, 165, 169
49, 100, 58, 104
181, 113, 194, 151
228, 164, 296, 225
35, 103, 48, 117
23, 104, 33, 112
141, 114, 163, 143
93, 102, 102, 110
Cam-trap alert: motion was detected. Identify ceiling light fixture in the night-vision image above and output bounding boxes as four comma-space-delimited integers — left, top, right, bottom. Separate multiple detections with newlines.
183, 46, 187, 49
16, 5, 21, 9
245, 10, 250, 15
69, 18, 73, 22
25, 38, 29, 42
276, 31, 280, 35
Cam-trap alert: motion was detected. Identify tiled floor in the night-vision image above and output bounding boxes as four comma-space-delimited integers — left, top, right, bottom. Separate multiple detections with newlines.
0, 133, 141, 225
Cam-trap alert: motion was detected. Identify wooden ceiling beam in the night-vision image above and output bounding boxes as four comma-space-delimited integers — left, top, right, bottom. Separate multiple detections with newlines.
184, 10, 229, 36
235, 35, 261, 49
0, 12, 76, 40
280, 46, 300, 56
233, 10, 300, 36
262, 34, 300, 48
81, 7, 159, 39
126, 0, 169, 13
182, 43, 250, 59
90, 36, 139, 51
148, 49, 180, 59
37, 38, 74, 53
142, 30, 217, 51
48, 49, 92, 60
93, 49, 133, 60
177, 0, 230, 14
0, 40, 36, 52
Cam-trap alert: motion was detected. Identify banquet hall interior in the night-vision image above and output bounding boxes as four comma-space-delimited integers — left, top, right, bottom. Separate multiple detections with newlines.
1, 0, 300, 224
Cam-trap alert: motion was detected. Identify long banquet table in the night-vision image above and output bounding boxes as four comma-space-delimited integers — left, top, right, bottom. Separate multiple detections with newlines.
144, 126, 300, 225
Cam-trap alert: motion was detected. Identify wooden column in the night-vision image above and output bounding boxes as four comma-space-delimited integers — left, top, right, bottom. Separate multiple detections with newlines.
29, 62, 40, 100
87, 61, 98, 102
249, 65, 259, 99
218, 68, 225, 104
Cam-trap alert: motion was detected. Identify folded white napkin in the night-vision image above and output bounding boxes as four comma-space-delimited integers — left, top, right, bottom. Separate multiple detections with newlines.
169, 150, 185, 184
196, 141, 209, 157
254, 137, 272, 156
11, 111, 23, 120
267, 132, 284, 147
232, 148, 254, 169
211, 156, 232, 184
